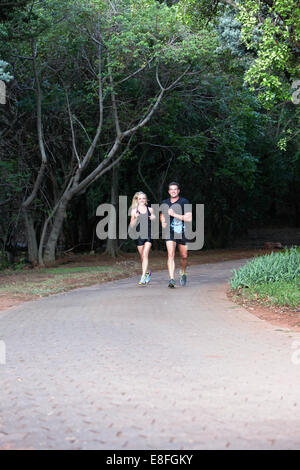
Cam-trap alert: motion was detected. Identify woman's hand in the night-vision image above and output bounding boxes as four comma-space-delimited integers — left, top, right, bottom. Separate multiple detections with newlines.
149, 208, 155, 221
130, 209, 139, 227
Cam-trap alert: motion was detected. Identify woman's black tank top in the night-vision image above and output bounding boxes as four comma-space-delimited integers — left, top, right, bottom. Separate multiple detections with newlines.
136, 206, 151, 239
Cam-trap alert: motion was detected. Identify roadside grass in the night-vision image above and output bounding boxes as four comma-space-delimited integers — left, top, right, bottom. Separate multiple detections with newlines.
0, 265, 122, 277
230, 247, 300, 308
233, 279, 300, 309
0, 265, 124, 297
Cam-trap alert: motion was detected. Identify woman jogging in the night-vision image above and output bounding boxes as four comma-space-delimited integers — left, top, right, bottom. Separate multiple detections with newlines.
129, 192, 155, 286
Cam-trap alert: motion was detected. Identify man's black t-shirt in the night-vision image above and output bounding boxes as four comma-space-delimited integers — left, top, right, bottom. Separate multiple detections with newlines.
161, 196, 190, 238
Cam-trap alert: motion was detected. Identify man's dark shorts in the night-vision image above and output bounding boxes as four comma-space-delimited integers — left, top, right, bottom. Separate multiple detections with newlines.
165, 234, 187, 245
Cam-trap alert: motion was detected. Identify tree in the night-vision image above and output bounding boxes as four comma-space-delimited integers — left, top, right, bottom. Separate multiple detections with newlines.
1, 0, 215, 263
179, 0, 300, 107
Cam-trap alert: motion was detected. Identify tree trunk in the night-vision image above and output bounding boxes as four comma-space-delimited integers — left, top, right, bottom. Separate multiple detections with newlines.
77, 195, 89, 246
23, 209, 38, 265
105, 163, 120, 257
43, 198, 69, 263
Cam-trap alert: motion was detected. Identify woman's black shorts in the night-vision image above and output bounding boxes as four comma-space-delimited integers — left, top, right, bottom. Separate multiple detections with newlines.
136, 238, 152, 246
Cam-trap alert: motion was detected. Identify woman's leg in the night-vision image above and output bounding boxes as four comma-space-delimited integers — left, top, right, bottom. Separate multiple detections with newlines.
141, 242, 152, 276
137, 245, 144, 274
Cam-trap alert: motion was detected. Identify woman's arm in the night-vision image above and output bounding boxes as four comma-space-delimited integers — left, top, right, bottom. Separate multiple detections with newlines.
129, 209, 139, 227
149, 207, 156, 220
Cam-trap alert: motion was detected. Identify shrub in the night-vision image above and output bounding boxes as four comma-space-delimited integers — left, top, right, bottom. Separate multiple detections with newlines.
230, 247, 300, 289
0, 250, 10, 270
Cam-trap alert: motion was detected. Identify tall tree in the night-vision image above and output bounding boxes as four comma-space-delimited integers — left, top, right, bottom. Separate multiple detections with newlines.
180, 0, 300, 106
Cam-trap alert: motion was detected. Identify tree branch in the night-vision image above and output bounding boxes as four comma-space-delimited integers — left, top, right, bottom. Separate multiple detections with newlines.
123, 88, 165, 137
137, 150, 157, 201
116, 58, 154, 85
69, 136, 122, 196
20, 40, 47, 210
31, 39, 47, 164
22, 161, 46, 208
80, 38, 104, 171
108, 53, 121, 138
85, 134, 136, 189
64, 87, 81, 169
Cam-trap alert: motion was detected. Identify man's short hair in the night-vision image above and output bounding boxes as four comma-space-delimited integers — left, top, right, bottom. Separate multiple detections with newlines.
168, 181, 180, 189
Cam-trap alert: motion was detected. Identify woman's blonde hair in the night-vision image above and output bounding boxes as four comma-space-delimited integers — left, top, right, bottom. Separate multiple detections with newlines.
131, 191, 147, 209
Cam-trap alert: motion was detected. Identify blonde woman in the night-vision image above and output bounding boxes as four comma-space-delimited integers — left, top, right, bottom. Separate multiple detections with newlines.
130, 192, 155, 285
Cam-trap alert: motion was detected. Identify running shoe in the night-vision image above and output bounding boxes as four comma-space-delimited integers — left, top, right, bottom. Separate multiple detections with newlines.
168, 279, 176, 288
145, 270, 152, 284
180, 271, 187, 286
138, 275, 147, 286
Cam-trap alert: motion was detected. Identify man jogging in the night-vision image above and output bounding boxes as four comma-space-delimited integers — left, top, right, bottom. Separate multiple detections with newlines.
160, 182, 192, 288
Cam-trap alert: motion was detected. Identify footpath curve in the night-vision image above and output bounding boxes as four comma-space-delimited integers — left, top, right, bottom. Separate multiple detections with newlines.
0, 259, 300, 450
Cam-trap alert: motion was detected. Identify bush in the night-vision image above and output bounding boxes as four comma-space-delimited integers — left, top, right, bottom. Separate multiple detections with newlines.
243, 280, 300, 308
0, 250, 10, 270
230, 247, 300, 289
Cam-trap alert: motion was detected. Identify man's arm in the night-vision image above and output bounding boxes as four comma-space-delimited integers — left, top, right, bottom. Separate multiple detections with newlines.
160, 212, 167, 228
168, 208, 192, 222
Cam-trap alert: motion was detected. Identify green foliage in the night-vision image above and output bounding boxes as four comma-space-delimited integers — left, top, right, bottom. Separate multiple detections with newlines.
235, 0, 300, 107
0, 251, 10, 270
216, 9, 246, 57
239, 279, 300, 308
0, 59, 12, 81
180, 0, 300, 106
177, 0, 225, 28
230, 247, 300, 288
12, 256, 28, 271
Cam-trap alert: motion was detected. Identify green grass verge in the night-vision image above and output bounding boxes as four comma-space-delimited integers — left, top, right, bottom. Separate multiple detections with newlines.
230, 247, 300, 308
0, 265, 122, 277
39, 265, 122, 275
0, 265, 124, 297
236, 279, 300, 308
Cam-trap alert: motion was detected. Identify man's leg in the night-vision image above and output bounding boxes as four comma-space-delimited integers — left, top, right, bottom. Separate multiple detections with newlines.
178, 243, 188, 274
166, 240, 176, 280
178, 243, 188, 286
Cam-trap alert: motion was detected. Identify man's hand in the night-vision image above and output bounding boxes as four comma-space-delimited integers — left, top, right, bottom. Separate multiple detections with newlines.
160, 212, 167, 229
168, 208, 175, 217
